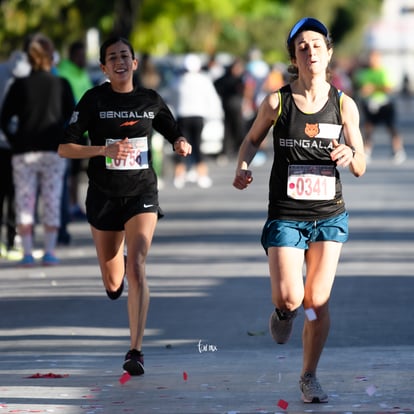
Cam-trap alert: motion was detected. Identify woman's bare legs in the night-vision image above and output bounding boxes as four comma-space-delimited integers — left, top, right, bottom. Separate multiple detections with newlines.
268, 242, 342, 375
124, 212, 157, 351
268, 246, 305, 311
268, 241, 342, 401
90, 211, 157, 351
90, 226, 125, 293
301, 241, 342, 376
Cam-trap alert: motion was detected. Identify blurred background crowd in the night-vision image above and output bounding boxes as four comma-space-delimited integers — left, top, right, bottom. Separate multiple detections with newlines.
0, 0, 412, 261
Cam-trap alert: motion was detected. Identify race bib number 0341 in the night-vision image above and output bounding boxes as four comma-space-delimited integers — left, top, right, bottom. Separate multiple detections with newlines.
105, 137, 149, 170
287, 164, 336, 200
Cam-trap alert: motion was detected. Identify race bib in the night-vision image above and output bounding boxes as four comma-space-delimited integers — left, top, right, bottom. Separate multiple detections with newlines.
105, 137, 149, 170
287, 164, 336, 200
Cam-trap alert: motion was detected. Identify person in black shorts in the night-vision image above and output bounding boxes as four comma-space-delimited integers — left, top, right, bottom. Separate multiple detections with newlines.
58, 37, 191, 376
233, 17, 366, 403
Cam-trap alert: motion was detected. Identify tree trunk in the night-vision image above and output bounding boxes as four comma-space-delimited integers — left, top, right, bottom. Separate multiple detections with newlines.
112, 0, 142, 39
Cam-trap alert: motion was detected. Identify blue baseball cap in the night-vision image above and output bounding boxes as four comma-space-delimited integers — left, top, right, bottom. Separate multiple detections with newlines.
287, 17, 329, 47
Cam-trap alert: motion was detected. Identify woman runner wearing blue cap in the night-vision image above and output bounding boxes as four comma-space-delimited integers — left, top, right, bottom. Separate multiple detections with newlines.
233, 17, 366, 403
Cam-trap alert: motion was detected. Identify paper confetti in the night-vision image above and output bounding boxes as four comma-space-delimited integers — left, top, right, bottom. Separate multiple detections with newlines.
305, 308, 317, 321
365, 384, 377, 396
119, 372, 131, 385
277, 399, 289, 410
183, 371, 188, 381
26, 372, 69, 378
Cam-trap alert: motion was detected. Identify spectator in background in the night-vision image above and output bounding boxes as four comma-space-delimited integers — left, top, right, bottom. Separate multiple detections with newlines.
214, 57, 246, 160
330, 59, 353, 97
401, 73, 411, 99
261, 62, 286, 95
58, 40, 93, 235
135, 53, 164, 181
243, 47, 269, 129
136, 52, 161, 90
354, 50, 406, 164
204, 53, 225, 81
243, 48, 270, 166
173, 53, 223, 189
1, 34, 75, 266
59, 41, 93, 102
0, 51, 30, 259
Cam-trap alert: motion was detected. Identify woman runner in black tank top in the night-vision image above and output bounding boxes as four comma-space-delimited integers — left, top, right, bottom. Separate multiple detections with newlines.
233, 17, 366, 403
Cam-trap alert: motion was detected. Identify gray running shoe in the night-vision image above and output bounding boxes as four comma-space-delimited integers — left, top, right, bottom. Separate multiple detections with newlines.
299, 372, 328, 403
393, 149, 407, 165
269, 308, 297, 344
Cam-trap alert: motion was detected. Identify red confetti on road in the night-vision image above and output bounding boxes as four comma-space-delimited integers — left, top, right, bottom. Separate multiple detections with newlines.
277, 399, 289, 410
26, 373, 69, 378
119, 372, 131, 385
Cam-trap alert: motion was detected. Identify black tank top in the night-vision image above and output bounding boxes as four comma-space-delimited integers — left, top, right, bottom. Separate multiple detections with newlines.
268, 84, 346, 220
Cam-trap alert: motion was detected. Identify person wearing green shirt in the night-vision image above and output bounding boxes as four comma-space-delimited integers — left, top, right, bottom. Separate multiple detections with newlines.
354, 50, 406, 164
58, 41, 93, 103
58, 41, 93, 236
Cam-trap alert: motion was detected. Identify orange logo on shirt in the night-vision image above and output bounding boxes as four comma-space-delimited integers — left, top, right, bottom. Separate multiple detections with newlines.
304, 123, 319, 138
120, 120, 139, 127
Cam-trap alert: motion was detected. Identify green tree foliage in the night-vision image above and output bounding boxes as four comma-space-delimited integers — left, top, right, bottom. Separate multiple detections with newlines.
133, 0, 381, 62
0, 0, 81, 52
0, 0, 381, 62
0, 0, 135, 56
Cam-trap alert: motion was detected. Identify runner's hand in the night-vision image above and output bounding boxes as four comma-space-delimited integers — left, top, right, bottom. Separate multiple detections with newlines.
331, 139, 353, 167
106, 137, 134, 160
174, 138, 192, 156
233, 169, 253, 190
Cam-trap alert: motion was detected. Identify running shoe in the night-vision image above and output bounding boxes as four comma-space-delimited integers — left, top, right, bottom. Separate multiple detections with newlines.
19, 254, 35, 267
106, 279, 124, 300
393, 149, 407, 165
42, 252, 59, 266
269, 308, 297, 344
106, 256, 126, 300
299, 372, 328, 403
123, 349, 144, 376
173, 174, 186, 189
197, 175, 213, 189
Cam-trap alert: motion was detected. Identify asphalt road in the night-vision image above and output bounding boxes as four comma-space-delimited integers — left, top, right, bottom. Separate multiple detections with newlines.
0, 97, 413, 413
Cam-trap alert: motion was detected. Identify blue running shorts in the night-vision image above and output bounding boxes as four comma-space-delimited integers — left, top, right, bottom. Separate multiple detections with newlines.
261, 212, 349, 252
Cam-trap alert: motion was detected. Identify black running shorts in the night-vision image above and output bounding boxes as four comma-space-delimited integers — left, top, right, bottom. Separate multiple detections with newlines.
85, 186, 162, 231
